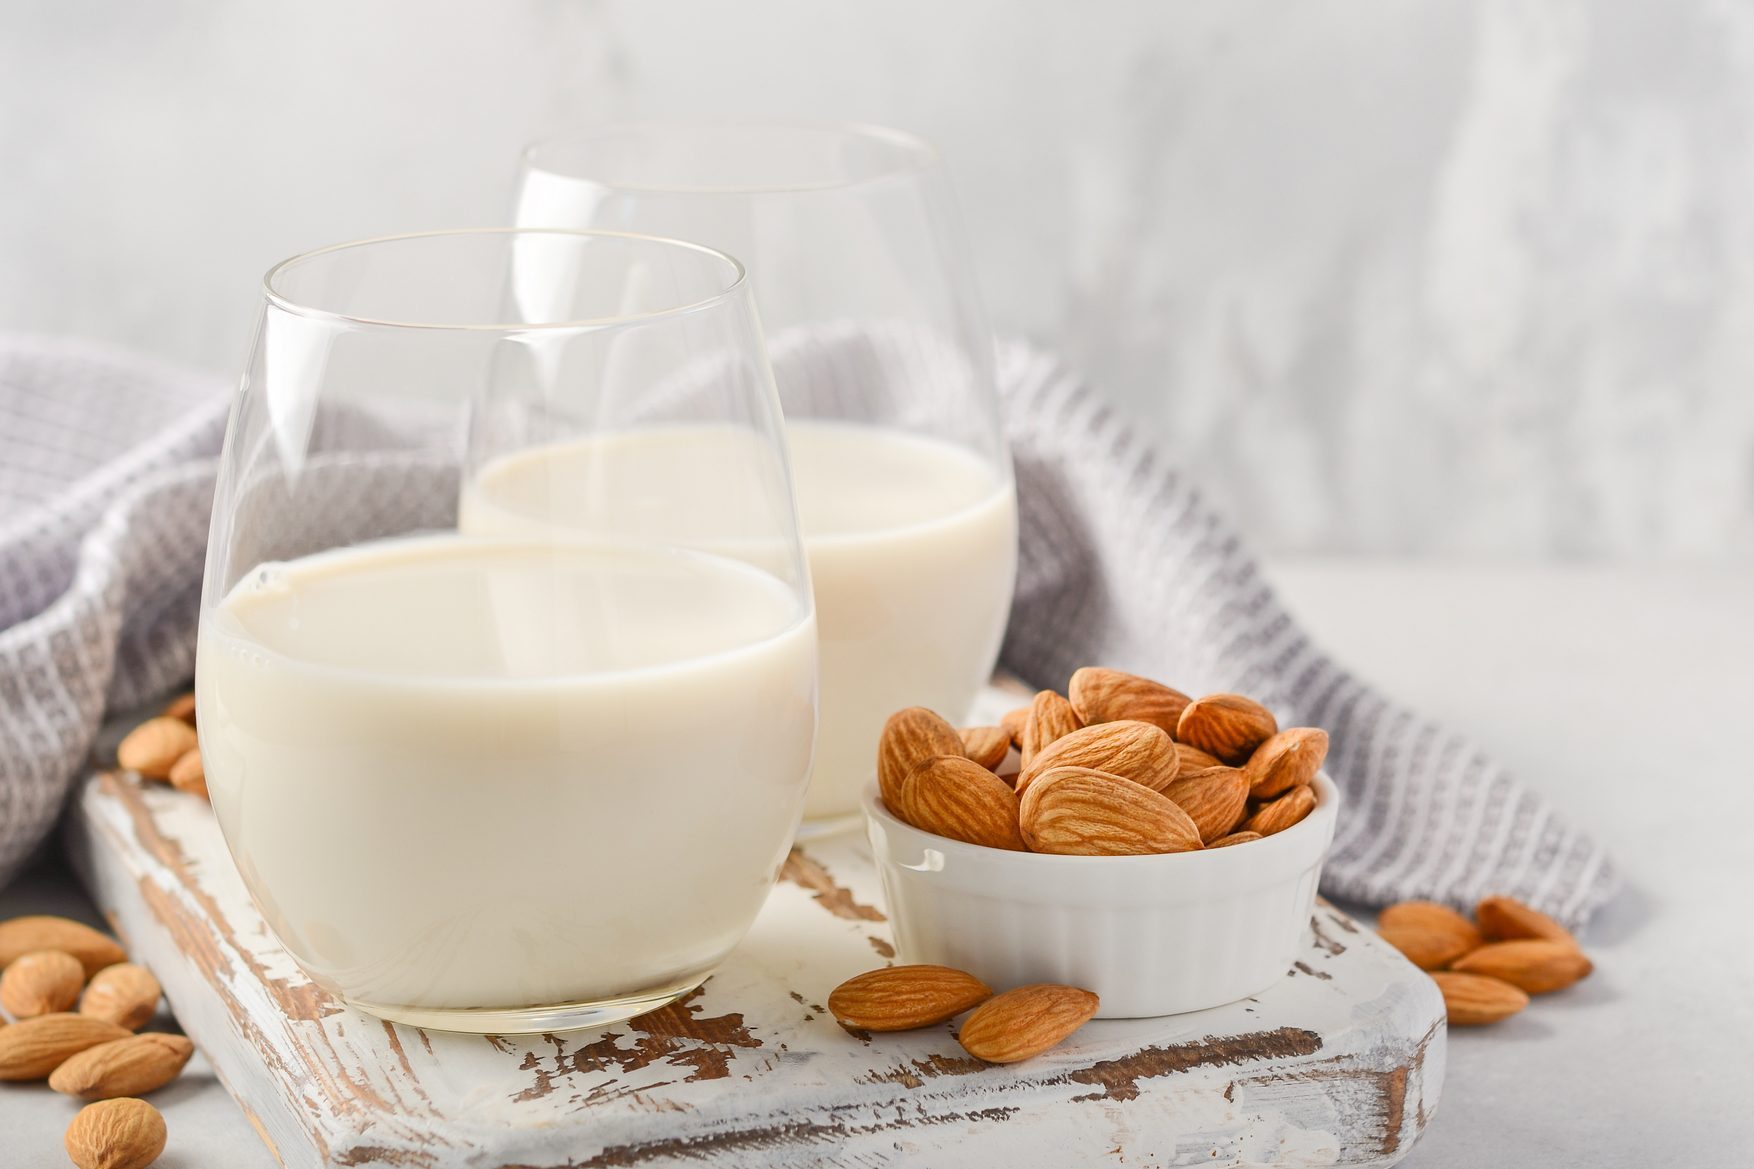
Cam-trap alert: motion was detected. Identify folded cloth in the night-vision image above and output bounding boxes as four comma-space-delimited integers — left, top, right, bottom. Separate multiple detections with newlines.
0, 333, 1618, 927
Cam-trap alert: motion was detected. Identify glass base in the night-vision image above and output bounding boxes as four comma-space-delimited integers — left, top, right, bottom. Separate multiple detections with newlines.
793, 808, 864, 843
346, 976, 706, 1034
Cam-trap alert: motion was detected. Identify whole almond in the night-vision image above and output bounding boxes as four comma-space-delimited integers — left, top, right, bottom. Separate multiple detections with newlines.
167, 749, 207, 798
1067, 667, 1191, 736
65, 1097, 167, 1169
1378, 925, 1478, 971
0, 1014, 132, 1080
1378, 901, 1483, 958
900, 756, 1026, 851
1020, 767, 1203, 855
1160, 766, 1249, 844
1210, 831, 1262, 848
116, 717, 198, 781
1430, 971, 1529, 1025
1020, 690, 1081, 767
958, 726, 1010, 772
1244, 727, 1329, 799
1176, 694, 1278, 763
877, 707, 963, 812
81, 965, 162, 1031
50, 1033, 195, 1100
828, 965, 992, 1031
0, 916, 126, 978
0, 950, 85, 1018
957, 984, 1100, 1063
1015, 720, 1180, 796
1175, 743, 1223, 772
160, 693, 197, 725
1243, 784, 1317, 836
999, 706, 1030, 746
1475, 895, 1578, 947
1450, 940, 1593, 994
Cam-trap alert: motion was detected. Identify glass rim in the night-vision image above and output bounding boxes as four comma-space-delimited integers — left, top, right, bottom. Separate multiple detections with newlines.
261, 227, 750, 333
519, 120, 941, 195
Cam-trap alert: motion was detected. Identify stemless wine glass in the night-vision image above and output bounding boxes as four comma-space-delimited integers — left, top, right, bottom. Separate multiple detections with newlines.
514, 123, 1017, 833
195, 229, 818, 1033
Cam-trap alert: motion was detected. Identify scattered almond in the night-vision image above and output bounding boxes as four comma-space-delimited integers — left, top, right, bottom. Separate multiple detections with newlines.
1019, 767, 1202, 855
956, 984, 1100, 1063
1431, 971, 1529, 1026
1377, 901, 1483, 957
0, 1014, 132, 1080
1450, 940, 1593, 994
0, 916, 127, 978
160, 693, 197, 725
1243, 727, 1328, 800
167, 749, 207, 799
1160, 766, 1250, 844
0, 950, 85, 1018
1067, 667, 1190, 736
1176, 694, 1278, 764
1020, 690, 1081, 767
49, 1033, 194, 1101
1015, 719, 1179, 797
958, 726, 1010, 772
1476, 895, 1577, 947
1378, 925, 1479, 971
898, 756, 1026, 851
877, 707, 963, 811
1243, 784, 1317, 836
116, 717, 198, 782
827, 965, 993, 1031
65, 1096, 167, 1169
1210, 831, 1262, 848
80, 965, 162, 1032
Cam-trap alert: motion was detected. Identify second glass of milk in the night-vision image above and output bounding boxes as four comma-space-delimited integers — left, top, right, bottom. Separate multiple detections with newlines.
515, 123, 1018, 831
195, 229, 817, 1033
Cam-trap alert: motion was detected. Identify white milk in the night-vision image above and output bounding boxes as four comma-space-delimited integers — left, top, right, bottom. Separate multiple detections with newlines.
460, 421, 1017, 820
195, 536, 816, 1016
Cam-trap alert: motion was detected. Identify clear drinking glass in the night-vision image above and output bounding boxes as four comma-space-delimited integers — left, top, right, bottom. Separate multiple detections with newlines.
515, 123, 1017, 833
195, 229, 818, 1033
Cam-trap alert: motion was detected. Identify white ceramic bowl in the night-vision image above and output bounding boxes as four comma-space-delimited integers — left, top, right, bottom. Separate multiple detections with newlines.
862, 773, 1340, 1018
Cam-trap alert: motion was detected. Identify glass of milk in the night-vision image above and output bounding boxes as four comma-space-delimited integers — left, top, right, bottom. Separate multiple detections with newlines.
196, 229, 818, 1033
514, 123, 1017, 833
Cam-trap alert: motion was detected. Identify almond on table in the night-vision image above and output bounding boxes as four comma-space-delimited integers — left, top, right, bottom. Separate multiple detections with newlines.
1475, 895, 1578, 947
49, 1033, 195, 1101
64, 1096, 167, 1169
0, 916, 126, 978
1431, 971, 1529, 1026
1450, 940, 1593, 995
115, 717, 198, 781
80, 964, 163, 1032
827, 965, 992, 1031
0, 950, 85, 1018
956, 984, 1100, 1064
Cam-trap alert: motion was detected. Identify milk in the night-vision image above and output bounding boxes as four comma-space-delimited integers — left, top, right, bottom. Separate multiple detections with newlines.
461, 421, 1017, 820
195, 536, 816, 1018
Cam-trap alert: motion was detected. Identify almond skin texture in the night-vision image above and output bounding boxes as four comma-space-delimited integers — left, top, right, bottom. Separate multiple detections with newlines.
0, 916, 127, 978
160, 692, 197, 725
167, 749, 207, 798
1431, 971, 1529, 1025
900, 756, 1027, 851
0, 1014, 132, 1080
1450, 940, 1593, 994
1067, 667, 1191, 736
959, 726, 1010, 772
0, 949, 85, 1018
50, 1033, 195, 1100
957, 984, 1100, 1063
999, 706, 1030, 746
1020, 767, 1203, 855
1243, 784, 1317, 836
1174, 743, 1223, 772
1020, 690, 1081, 767
80, 965, 162, 1032
65, 1096, 167, 1169
1244, 727, 1329, 799
877, 707, 963, 812
1210, 831, 1262, 848
1160, 766, 1250, 844
1015, 720, 1180, 796
1176, 694, 1278, 763
1378, 925, 1479, 971
116, 717, 198, 781
1476, 895, 1578, 947
1378, 901, 1484, 958
828, 965, 992, 1031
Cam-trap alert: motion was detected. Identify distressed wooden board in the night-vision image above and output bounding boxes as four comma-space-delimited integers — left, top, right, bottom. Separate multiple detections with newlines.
65, 765, 1444, 1169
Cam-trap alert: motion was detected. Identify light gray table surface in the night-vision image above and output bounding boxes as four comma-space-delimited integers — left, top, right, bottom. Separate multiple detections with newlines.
2, 558, 1749, 1167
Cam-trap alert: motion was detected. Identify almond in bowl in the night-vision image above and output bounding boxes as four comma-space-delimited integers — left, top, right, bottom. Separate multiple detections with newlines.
862, 667, 1340, 1018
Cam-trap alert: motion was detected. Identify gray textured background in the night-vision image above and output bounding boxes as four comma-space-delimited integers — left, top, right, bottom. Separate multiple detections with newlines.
5, 0, 1751, 557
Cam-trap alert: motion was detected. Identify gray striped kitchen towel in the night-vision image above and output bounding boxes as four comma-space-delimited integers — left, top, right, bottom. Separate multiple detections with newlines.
0, 332, 1617, 927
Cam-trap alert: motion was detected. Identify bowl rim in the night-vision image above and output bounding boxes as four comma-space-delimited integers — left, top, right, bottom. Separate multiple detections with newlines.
861, 771, 1339, 868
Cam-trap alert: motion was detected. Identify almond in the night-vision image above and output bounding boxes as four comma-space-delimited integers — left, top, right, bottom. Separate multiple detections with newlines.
1067, 667, 1191, 736
160, 692, 197, 725
1450, 940, 1593, 994
1431, 971, 1529, 1025
1244, 727, 1328, 799
1160, 766, 1249, 844
1014, 720, 1179, 796
1020, 690, 1081, 767
1377, 901, 1483, 958
956, 984, 1100, 1063
0, 950, 85, 1018
999, 706, 1030, 746
1019, 767, 1202, 855
81, 965, 162, 1032
0, 916, 127, 978
877, 707, 963, 811
827, 965, 992, 1031
1378, 925, 1478, 971
1243, 784, 1317, 836
1175, 743, 1223, 772
1176, 694, 1277, 763
167, 749, 207, 798
50, 1033, 194, 1100
1209, 831, 1262, 848
1475, 895, 1578, 947
899, 756, 1026, 851
0, 1014, 132, 1080
116, 717, 198, 781
65, 1097, 167, 1169
958, 726, 1010, 772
